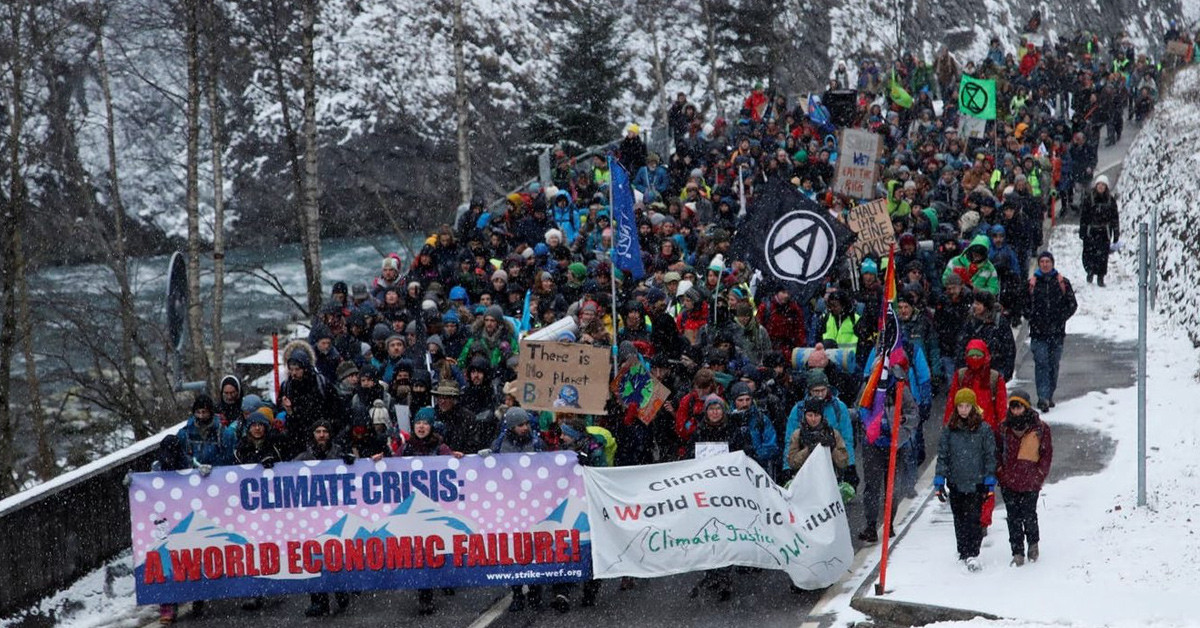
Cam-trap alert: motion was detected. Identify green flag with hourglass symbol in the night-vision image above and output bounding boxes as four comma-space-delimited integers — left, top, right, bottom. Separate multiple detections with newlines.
958, 75, 997, 120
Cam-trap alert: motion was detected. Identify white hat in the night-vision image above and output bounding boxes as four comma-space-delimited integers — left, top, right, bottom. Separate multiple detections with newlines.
1093, 174, 1111, 189
676, 279, 694, 298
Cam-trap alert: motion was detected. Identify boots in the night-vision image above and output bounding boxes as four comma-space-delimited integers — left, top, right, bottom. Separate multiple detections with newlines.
1028, 543, 1040, 562
1097, 276, 1106, 287
858, 526, 878, 543
417, 589, 435, 615
1012, 553, 1026, 567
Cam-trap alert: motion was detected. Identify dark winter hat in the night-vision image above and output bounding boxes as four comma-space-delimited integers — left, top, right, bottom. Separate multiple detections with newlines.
413, 407, 437, 426
972, 290, 996, 310
1038, 251, 1055, 263
192, 394, 215, 414
241, 394, 264, 414
728, 381, 753, 401
311, 323, 334, 343
247, 411, 272, 428
1009, 389, 1033, 409
806, 369, 829, 389
286, 350, 312, 369
372, 323, 392, 343
331, 281, 349, 296
336, 361, 359, 382
504, 407, 531, 429
803, 397, 825, 416
351, 283, 369, 299
359, 364, 380, 380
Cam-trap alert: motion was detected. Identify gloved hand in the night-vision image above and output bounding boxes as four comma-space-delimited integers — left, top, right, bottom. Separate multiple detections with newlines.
342, 453, 358, 465
983, 475, 996, 493
476, 448, 493, 457
261, 459, 276, 470
934, 475, 947, 502
122, 470, 134, 487
197, 464, 213, 478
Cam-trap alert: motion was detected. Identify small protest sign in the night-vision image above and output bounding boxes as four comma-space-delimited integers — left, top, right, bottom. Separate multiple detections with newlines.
846, 198, 895, 258
833, 129, 881, 198
612, 357, 672, 425
515, 341, 609, 414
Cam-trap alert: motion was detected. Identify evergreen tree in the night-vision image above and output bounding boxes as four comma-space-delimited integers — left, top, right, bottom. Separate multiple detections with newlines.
725, 0, 786, 90
532, 0, 627, 150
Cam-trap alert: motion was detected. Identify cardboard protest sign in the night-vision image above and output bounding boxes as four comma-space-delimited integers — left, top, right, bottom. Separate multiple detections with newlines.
515, 341, 609, 414
833, 129, 881, 198
959, 114, 987, 140
846, 198, 895, 258
1166, 40, 1191, 59
612, 357, 672, 425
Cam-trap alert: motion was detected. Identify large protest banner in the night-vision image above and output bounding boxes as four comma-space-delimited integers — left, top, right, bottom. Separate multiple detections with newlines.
833, 128, 881, 198
514, 341, 609, 414
129, 453, 589, 604
583, 449, 852, 589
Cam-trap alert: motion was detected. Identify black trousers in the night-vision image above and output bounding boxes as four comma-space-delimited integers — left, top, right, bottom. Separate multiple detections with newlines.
948, 486, 984, 559
1002, 488, 1041, 555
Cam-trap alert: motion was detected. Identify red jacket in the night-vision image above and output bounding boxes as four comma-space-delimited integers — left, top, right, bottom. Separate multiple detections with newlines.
996, 416, 1053, 492
758, 298, 805, 352
943, 339, 1008, 431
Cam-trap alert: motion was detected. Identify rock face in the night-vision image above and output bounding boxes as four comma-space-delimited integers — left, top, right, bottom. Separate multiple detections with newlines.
1117, 65, 1200, 344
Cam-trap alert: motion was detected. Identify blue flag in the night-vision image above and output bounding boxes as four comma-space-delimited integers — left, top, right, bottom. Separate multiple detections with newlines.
607, 156, 645, 280
808, 94, 834, 132
519, 289, 532, 333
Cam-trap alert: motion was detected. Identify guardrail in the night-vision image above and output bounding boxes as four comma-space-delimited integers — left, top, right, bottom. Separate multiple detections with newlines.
0, 421, 183, 616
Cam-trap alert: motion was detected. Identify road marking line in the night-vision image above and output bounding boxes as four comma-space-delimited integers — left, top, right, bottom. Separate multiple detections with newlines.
466, 593, 511, 628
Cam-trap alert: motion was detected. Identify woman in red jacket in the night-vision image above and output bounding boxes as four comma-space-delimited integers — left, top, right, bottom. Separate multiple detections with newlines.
996, 390, 1053, 566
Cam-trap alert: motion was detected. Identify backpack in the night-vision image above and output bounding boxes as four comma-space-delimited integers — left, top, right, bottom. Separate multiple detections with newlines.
1028, 274, 1068, 295
956, 367, 1000, 401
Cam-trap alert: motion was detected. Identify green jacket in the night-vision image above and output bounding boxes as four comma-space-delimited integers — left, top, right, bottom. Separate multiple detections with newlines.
942, 235, 999, 295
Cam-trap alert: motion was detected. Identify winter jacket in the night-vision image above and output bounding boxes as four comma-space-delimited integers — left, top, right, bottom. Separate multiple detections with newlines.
956, 307, 1016, 379
400, 433, 454, 457
633, 164, 671, 198
1026, 270, 1077, 339
943, 339, 1008, 431
729, 404, 779, 469
687, 418, 751, 460
786, 421, 849, 472
278, 357, 346, 456
758, 297, 806, 352
490, 425, 545, 454
784, 395, 854, 470
860, 377, 918, 448
936, 420, 996, 492
293, 441, 345, 462
234, 434, 285, 466
176, 416, 237, 466
996, 413, 1053, 492
942, 235, 1000, 295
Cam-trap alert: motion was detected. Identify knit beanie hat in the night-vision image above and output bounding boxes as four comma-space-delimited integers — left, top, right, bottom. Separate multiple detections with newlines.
954, 388, 978, 406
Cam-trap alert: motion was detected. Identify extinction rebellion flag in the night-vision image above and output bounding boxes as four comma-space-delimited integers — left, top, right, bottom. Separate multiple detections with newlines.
958, 75, 997, 120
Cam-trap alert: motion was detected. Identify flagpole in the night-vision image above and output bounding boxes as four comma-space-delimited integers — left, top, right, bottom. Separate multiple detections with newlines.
608, 162, 619, 379
876, 376, 906, 595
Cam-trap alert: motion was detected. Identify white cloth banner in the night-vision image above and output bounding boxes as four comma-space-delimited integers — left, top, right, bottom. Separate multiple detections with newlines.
583, 449, 852, 589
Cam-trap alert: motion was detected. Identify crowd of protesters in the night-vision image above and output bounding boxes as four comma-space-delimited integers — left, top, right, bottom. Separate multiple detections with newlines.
148, 17, 1198, 624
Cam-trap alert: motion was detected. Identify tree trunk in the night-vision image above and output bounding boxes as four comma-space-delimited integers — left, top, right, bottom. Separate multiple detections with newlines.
13, 218, 52, 479
700, 0, 721, 117
95, 12, 148, 439
206, 0, 226, 384
649, 23, 669, 133
299, 0, 322, 316
184, 0, 211, 384
264, 0, 310, 318
0, 0, 25, 496
452, 0, 472, 205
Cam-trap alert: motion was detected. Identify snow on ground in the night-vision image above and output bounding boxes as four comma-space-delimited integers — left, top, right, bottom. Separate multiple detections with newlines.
825, 211, 1200, 626
0, 551, 154, 628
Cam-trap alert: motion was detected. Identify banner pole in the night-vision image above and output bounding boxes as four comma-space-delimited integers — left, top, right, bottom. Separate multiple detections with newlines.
272, 332, 281, 403
608, 161, 619, 379
875, 378, 905, 595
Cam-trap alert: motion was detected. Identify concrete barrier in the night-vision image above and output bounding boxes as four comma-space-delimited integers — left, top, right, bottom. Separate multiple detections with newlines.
0, 422, 182, 616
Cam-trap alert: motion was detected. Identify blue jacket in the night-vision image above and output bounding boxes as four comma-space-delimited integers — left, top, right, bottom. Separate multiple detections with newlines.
861, 343, 933, 407
176, 416, 237, 466
730, 404, 779, 467
633, 164, 670, 198
550, 191, 583, 245
783, 394, 854, 470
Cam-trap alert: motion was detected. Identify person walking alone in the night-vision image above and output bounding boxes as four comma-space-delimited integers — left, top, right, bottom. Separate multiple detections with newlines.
1025, 252, 1077, 411
1078, 174, 1119, 287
